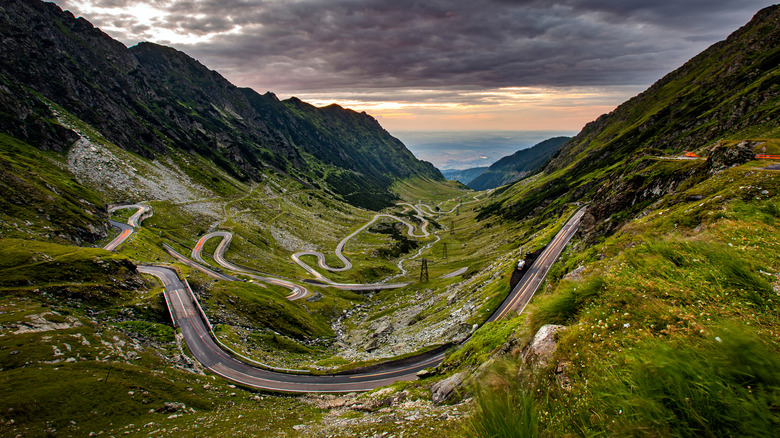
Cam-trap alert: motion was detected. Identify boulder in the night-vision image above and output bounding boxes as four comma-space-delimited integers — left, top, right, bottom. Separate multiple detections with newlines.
156, 402, 186, 413
305, 292, 323, 302
431, 372, 465, 405
707, 141, 755, 172
521, 324, 567, 369
416, 369, 435, 379
563, 266, 586, 281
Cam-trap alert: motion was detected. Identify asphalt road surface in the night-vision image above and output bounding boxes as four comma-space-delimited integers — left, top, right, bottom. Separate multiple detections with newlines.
104, 220, 133, 251
103, 204, 151, 251
164, 244, 239, 282
193, 231, 311, 300
136, 206, 585, 392
290, 213, 428, 290
487, 207, 587, 322
139, 264, 442, 392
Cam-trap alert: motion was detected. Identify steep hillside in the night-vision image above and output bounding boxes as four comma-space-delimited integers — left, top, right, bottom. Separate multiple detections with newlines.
242, 90, 442, 209
459, 5, 780, 436
467, 136, 570, 190
0, 133, 109, 245
0, 0, 441, 210
479, 5, 779, 233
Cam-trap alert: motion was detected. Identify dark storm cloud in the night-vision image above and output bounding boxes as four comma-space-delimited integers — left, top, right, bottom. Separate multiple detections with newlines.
54, 0, 776, 92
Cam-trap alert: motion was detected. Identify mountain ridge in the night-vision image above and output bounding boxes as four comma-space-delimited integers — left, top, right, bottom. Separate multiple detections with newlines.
480, 4, 780, 236
0, 0, 441, 210
441, 167, 489, 185
467, 136, 570, 190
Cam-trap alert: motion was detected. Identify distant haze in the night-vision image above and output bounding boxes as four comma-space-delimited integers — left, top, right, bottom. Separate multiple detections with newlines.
394, 131, 577, 170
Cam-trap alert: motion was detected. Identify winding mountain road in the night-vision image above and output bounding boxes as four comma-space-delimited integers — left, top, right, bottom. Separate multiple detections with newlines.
289, 212, 430, 290
193, 232, 311, 300
138, 264, 442, 392
135, 206, 583, 392
104, 204, 151, 251
114, 193, 583, 392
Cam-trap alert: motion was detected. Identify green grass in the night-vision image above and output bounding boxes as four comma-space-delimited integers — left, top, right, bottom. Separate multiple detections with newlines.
444, 319, 527, 369
469, 159, 780, 436
204, 280, 333, 339
392, 176, 466, 204
0, 238, 139, 308
530, 276, 606, 332
464, 361, 538, 438
0, 296, 327, 438
0, 134, 107, 245
117, 320, 175, 343
594, 327, 780, 436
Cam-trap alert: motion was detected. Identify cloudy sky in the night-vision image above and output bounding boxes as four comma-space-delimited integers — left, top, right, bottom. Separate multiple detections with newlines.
51, 0, 776, 132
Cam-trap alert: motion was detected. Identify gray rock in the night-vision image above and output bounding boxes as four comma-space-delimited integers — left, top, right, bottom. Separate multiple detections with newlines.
156, 402, 186, 413
563, 266, 586, 281
416, 369, 434, 379
707, 141, 756, 172
431, 372, 465, 405
555, 361, 573, 391
522, 324, 567, 369
305, 292, 323, 302
373, 320, 394, 338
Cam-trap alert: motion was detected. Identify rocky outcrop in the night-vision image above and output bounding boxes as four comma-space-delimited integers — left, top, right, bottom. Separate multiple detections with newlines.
11, 312, 82, 334
521, 324, 567, 370
707, 141, 757, 172
431, 372, 466, 405
300, 389, 468, 436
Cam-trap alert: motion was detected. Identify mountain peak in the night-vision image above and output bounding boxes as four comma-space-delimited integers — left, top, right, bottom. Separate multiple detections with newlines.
0, 0, 442, 210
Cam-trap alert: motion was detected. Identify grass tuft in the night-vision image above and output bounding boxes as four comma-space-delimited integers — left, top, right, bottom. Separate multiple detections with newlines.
531, 276, 606, 331
595, 325, 780, 437
465, 361, 539, 438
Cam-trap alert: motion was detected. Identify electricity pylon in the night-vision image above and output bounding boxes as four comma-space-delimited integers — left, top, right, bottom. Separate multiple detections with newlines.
420, 258, 429, 283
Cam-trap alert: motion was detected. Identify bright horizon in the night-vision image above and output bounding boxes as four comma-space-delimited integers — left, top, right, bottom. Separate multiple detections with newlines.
394, 130, 579, 170
274, 86, 638, 133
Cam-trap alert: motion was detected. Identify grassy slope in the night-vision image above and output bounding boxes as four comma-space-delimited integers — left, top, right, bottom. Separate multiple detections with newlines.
452, 158, 780, 437
522, 160, 780, 435
0, 134, 108, 245
459, 8, 780, 436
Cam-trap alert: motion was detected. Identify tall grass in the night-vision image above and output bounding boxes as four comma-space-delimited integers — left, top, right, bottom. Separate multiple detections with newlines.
465, 361, 539, 438
530, 276, 606, 331
643, 239, 773, 307
593, 325, 780, 437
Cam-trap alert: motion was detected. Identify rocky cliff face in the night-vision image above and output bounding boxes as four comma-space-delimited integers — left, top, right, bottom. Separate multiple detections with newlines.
0, 0, 442, 210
